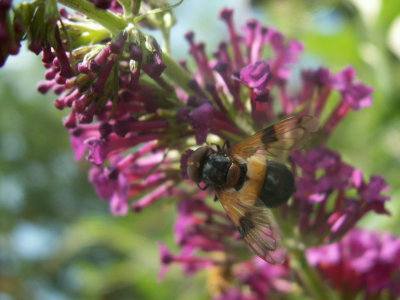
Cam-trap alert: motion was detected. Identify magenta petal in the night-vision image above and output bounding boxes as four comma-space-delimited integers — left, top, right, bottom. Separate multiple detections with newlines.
132, 181, 172, 211
333, 66, 373, 110
109, 173, 129, 215
309, 193, 325, 203
352, 169, 363, 188
333, 66, 355, 90
359, 175, 389, 204
70, 134, 88, 161
85, 138, 106, 165
89, 166, 129, 215
239, 61, 271, 89
88, 166, 118, 199
306, 244, 340, 266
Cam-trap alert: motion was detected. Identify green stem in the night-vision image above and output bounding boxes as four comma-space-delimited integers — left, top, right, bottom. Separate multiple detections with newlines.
162, 52, 193, 94
161, 28, 171, 55
132, 0, 141, 15
58, 0, 127, 33
133, 0, 184, 23
289, 245, 340, 300
117, 0, 132, 16
272, 209, 339, 300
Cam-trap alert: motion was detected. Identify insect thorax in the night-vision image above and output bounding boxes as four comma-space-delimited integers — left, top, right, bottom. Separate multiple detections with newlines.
201, 152, 232, 188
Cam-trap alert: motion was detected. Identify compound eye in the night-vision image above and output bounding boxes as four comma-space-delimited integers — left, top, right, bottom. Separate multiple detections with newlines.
187, 147, 209, 183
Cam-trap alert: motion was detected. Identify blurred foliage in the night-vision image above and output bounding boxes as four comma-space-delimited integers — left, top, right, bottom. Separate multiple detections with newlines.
1, 0, 399, 299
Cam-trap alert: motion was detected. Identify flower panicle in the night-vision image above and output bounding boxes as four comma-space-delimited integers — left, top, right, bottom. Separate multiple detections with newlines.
2, 2, 394, 299
152, 7, 390, 300
307, 228, 400, 299
286, 146, 390, 245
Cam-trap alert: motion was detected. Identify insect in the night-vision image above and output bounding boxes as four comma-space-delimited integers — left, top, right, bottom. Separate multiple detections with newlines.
187, 115, 319, 263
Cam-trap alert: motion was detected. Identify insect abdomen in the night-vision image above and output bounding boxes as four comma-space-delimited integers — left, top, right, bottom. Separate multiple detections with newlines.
258, 160, 295, 208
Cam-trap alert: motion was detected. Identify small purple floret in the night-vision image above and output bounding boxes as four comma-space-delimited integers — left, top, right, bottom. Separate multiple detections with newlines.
188, 102, 214, 144
235, 60, 271, 96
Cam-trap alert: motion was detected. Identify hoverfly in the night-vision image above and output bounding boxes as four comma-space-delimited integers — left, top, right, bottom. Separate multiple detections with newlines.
187, 115, 319, 263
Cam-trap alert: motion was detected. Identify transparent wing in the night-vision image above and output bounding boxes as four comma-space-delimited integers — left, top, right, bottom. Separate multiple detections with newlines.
228, 115, 319, 160
216, 188, 286, 264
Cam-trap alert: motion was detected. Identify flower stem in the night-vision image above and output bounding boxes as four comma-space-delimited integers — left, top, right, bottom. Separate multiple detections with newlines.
288, 244, 340, 300
273, 209, 339, 300
58, 0, 127, 33
162, 52, 193, 94
132, 0, 185, 23
118, 0, 133, 16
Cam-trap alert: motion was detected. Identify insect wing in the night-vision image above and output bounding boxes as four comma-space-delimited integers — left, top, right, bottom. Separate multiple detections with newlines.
216, 188, 286, 264
228, 115, 319, 160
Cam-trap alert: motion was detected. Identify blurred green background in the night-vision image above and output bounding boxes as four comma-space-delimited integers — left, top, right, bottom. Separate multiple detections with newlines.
1, 0, 399, 299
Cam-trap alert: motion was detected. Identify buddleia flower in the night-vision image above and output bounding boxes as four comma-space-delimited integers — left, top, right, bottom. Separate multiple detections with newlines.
0, 1, 394, 300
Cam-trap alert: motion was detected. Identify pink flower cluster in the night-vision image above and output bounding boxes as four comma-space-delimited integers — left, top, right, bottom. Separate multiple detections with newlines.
0, 2, 395, 299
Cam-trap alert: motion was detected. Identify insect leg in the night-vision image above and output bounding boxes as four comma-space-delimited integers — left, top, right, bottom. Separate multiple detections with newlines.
213, 194, 218, 202
222, 140, 231, 150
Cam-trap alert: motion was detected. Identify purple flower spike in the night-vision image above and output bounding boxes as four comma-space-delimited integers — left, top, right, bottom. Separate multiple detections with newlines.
219, 7, 244, 69
289, 146, 390, 243
306, 229, 400, 299
19, 6, 392, 296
